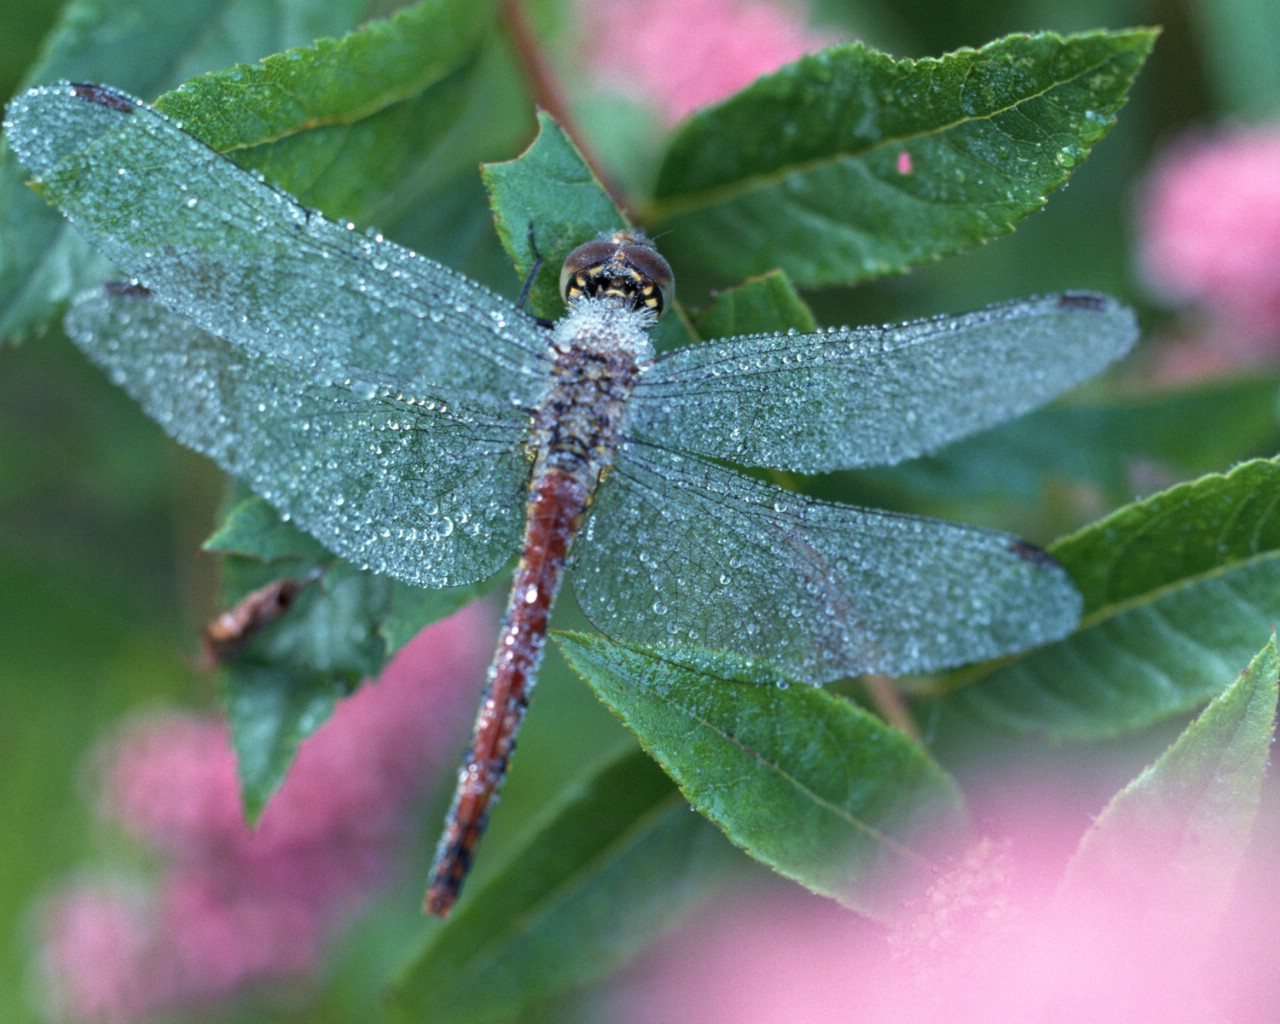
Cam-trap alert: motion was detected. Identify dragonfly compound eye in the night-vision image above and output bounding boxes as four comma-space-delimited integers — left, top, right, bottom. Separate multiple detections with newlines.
559, 231, 674, 318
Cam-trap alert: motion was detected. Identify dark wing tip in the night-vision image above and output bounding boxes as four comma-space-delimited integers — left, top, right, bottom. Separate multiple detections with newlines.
1055, 292, 1110, 313
69, 83, 134, 113
103, 280, 152, 299
1009, 538, 1064, 570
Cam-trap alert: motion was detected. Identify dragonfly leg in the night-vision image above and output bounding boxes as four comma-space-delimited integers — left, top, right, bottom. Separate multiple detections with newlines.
515, 221, 551, 327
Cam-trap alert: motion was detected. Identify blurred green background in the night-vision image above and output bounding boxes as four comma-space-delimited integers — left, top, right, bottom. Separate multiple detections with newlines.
2, 1, 1276, 1021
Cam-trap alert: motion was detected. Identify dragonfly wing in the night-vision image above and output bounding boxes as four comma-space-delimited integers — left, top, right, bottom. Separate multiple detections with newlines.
67, 285, 531, 588
571, 443, 1081, 681
5, 84, 551, 402
629, 294, 1138, 473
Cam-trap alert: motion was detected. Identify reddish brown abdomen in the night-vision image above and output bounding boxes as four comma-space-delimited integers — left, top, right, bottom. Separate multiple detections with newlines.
423, 466, 589, 916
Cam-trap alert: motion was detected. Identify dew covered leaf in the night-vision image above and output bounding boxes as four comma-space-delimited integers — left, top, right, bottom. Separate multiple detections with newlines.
151, 0, 500, 154
153, 0, 527, 261
1059, 635, 1278, 931
651, 29, 1156, 290
0, 0, 385, 340
390, 748, 737, 1024
205, 489, 334, 564
207, 493, 491, 819
950, 458, 1280, 739
556, 632, 967, 920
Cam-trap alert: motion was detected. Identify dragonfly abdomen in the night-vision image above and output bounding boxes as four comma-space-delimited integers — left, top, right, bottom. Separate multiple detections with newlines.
425, 292, 659, 916
424, 462, 590, 916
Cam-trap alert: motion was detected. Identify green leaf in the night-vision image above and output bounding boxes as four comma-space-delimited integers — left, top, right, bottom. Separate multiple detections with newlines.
152, 0, 500, 153
951, 458, 1280, 739
0, 0, 382, 340
204, 490, 334, 563
689, 269, 817, 338
226, 49, 503, 223
390, 748, 737, 1024
1058, 635, 1278, 931
481, 112, 693, 350
223, 662, 349, 822
556, 632, 967, 920
651, 29, 1156, 291
208, 494, 492, 819
482, 112, 628, 321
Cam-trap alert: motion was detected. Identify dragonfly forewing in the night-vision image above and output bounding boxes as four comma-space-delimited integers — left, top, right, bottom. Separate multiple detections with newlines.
67, 287, 531, 588
630, 294, 1138, 474
572, 441, 1082, 680
5, 84, 552, 403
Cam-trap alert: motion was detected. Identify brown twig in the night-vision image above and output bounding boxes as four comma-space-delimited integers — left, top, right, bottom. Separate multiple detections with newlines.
863, 674, 923, 744
500, 0, 630, 212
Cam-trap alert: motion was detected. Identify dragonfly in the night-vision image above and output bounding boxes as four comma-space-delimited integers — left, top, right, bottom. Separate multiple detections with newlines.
5, 83, 1137, 916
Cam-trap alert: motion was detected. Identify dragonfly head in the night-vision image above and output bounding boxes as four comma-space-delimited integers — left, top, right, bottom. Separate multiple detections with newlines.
560, 231, 674, 318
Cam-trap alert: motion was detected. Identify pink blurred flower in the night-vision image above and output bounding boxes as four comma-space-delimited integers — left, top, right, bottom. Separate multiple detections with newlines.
608, 785, 1274, 1024
1138, 122, 1280, 376
37, 883, 158, 1024
578, 0, 839, 125
38, 603, 490, 1022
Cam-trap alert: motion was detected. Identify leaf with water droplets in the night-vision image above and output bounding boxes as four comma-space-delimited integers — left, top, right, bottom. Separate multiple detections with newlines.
152, 0, 521, 256
152, 0, 500, 155
482, 113, 629, 321
951, 457, 1280, 739
209, 492, 492, 819
651, 29, 1157, 289
556, 632, 967, 920
205, 490, 334, 564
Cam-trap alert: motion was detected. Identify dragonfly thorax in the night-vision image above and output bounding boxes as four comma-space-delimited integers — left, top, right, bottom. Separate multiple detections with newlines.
559, 230, 674, 318
532, 300, 653, 480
